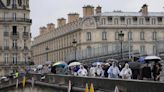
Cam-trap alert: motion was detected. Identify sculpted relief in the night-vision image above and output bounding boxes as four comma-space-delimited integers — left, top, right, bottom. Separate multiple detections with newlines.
82, 18, 96, 29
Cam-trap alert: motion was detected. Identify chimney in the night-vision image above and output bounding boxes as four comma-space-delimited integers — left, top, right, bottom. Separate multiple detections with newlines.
57, 18, 66, 27
68, 13, 79, 23
39, 27, 47, 35
95, 5, 102, 14
141, 4, 148, 16
83, 5, 94, 17
47, 23, 55, 31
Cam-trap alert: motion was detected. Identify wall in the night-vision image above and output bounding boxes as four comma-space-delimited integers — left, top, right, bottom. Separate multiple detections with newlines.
30, 73, 164, 92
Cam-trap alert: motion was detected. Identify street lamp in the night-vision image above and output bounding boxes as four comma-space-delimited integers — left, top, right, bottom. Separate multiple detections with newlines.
72, 39, 77, 60
45, 46, 49, 61
118, 31, 124, 60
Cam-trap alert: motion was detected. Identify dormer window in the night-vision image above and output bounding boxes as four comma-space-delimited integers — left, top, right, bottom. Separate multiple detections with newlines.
120, 17, 125, 22
158, 17, 162, 23
145, 17, 150, 22
108, 16, 112, 22
133, 17, 137, 22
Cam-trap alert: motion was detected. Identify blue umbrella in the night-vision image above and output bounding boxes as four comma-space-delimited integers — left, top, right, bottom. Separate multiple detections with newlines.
139, 57, 144, 63
53, 61, 67, 68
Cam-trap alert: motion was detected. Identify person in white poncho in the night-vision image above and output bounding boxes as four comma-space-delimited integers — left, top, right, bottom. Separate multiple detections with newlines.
95, 64, 104, 77
120, 63, 132, 79
107, 62, 120, 78
77, 65, 88, 77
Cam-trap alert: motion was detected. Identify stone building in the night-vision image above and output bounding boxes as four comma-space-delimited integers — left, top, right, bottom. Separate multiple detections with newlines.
0, 0, 32, 65
32, 4, 164, 64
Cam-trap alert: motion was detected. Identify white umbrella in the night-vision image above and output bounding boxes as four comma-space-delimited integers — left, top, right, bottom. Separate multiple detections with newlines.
145, 56, 161, 61
68, 62, 81, 67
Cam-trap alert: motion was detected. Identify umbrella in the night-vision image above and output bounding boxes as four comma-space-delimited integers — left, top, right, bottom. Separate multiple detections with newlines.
53, 61, 67, 68
128, 61, 141, 69
106, 59, 118, 63
138, 57, 145, 63
37, 65, 43, 69
144, 56, 161, 62
92, 62, 103, 66
68, 62, 81, 67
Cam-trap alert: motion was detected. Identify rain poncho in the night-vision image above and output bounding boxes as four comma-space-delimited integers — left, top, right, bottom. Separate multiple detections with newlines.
77, 65, 88, 77
120, 63, 132, 79
107, 62, 120, 78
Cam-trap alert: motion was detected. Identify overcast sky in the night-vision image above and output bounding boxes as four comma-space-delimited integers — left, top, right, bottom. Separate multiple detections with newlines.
30, 0, 164, 38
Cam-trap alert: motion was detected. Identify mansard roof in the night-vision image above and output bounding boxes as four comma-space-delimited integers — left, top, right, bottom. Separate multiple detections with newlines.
96, 12, 164, 17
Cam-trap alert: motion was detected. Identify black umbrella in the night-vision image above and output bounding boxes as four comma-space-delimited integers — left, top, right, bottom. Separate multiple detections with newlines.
129, 61, 141, 69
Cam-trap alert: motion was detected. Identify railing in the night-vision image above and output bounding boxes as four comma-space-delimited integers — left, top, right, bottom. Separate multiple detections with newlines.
0, 18, 32, 23
0, 78, 17, 89
10, 32, 19, 39
3, 46, 9, 50
65, 45, 140, 62
3, 32, 9, 37
23, 32, 30, 38
27, 73, 164, 92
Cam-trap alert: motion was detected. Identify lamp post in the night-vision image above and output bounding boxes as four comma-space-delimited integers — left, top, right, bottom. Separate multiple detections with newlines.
72, 39, 77, 61
118, 31, 124, 60
45, 46, 49, 61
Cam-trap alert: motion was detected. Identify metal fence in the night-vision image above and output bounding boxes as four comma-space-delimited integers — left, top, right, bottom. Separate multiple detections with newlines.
65, 45, 140, 62
65, 40, 164, 62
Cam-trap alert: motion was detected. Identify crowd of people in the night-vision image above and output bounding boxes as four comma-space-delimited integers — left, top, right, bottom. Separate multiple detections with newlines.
33, 60, 163, 81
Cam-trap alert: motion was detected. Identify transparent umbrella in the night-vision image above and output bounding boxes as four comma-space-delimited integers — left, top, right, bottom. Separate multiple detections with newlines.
68, 62, 81, 67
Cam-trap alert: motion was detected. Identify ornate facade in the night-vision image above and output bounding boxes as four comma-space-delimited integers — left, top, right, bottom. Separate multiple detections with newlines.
0, 0, 32, 65
32, 4, 164, 64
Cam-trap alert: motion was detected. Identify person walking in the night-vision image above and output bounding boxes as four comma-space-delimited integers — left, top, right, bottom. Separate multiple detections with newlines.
120, 63, 132, 79
152, 62, 162, 81
95, 64, 104, 77
77, 65, 88, 77
141, 62, 152, 80
89, 66, 96, 77
107, 62, 120, 78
